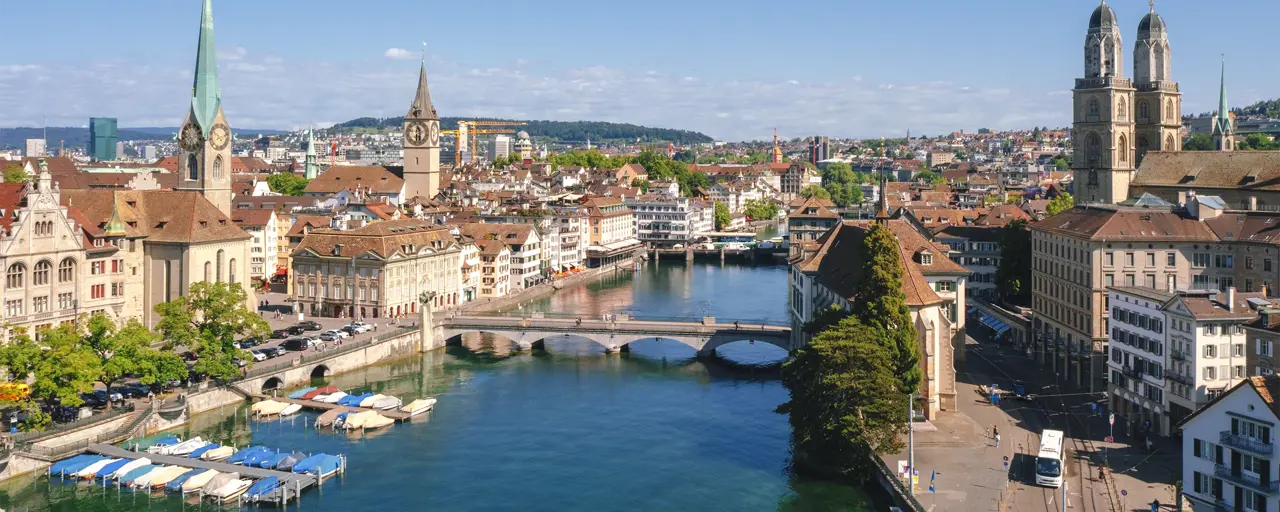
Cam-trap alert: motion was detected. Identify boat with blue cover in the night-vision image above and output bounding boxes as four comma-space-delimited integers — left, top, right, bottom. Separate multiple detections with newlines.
117, 464, 157, 486
242, 449, 277, 467
188, 443, 219, 459
92, 458, 130, 480
56, 456, 106, 477
245, 475, 279, 502
144, 436, 182, 454
257, 452, 288, 469
274, 452, 306, 471
292, 454, 342, 478
288, 387, 316, 399
165, 468, 205, 493
227, 446, 269, 465
49, 455, 96, 476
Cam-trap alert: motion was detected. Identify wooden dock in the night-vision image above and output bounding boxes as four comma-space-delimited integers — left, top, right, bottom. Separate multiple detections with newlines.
250, 394, 412, 421
85, 443, 318, 503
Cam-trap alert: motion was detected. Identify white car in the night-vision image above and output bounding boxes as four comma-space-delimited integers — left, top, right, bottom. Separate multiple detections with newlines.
324, 329, 350, 339
347, 323, 371, 334
248, 349, 267, 362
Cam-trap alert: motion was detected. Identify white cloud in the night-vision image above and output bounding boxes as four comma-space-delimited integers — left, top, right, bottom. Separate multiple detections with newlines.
0, 57, 1074, 140
383, 48, 414, 60
217, 47, 247, 61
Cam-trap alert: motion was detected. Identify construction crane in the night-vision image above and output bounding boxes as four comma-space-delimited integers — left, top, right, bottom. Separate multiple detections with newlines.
452, 120, 528, 165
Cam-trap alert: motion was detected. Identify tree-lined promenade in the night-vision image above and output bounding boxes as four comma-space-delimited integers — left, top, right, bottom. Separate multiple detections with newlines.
0, 282, 266, 432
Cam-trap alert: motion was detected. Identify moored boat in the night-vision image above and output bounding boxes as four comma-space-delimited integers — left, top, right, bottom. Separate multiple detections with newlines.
130, 465, 174, 488
108, 457, 152, 480
301, 385, 338, 401
287, 387, 317, 400
93, 458, 131, 480
148, 466, 191, 489
361, 413, 395, 430
273, 452, 307, 471
188, 443, 219, 459
199, 472, 237, 495
370, 396, 402, 410
251, 400, 290, 417
57, 456, 107, 478
314, 409, 345, 428
357, 394, 386, 408
399, 398, 437, 417
257, 452, 288, 469
279, 403, 303, 416
208, 478, 252, 503
118, 464, 157, 486
181, 469, 219, 494
245, 476, 279, 502
166, 468, 205, 493
74, 458, 119, 479
317, 391, 347, 404
49, 455, 97, 477
160, 437, 206, 456
144, 436, 182, 454
201, 446, 235, 462
292, 454, 342, 478
227, 446, 269, 465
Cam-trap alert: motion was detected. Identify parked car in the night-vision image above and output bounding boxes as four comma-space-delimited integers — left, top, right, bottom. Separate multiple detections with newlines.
238, 340, 256, 349
297, 321, 323, 332
265, 346, 288, 358
324, 329, 350, 339
270, 329, 290, 339
248, 349, 267, 362
181, 351, 199, 363
114, 385, 148, 399
285, 325, 306, 336
283, 338, 311, 351
233, 358, 247, 368
345, 323, 371, 334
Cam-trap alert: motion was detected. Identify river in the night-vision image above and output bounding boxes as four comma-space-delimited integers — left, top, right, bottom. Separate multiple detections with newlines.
0, 259, 882, 511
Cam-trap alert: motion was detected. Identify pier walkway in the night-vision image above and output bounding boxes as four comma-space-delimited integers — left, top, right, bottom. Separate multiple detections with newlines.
249, 395, 412, 421
85, 443, 317, 501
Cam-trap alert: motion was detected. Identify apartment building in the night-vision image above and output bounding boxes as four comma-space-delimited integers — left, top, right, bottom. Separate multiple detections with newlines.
460, 223, 543, 290
230, 209, 277, 283
1180, 376, 1280, 512
582, 196, 639, 268
626, 195, 710, 248
477, 239, 511, 298
786, 196, 840, 254
936, 226, 1001, 299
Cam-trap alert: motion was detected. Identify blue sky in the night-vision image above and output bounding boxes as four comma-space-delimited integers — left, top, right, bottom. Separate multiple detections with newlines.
1, 0, 1276, 141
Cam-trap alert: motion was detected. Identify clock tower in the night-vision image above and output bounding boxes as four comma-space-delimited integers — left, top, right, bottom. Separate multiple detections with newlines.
403, 59, 441, 200
176, 0, 233, 216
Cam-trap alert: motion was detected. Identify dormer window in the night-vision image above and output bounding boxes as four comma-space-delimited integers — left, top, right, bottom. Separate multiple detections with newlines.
920, 251, 934, 266
93, 238, 104, 248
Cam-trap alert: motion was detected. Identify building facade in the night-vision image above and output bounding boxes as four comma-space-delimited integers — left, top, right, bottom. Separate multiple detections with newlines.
173, 0, 233, 216
402, 60, 442, 200
627, 195, 707, 248
1180, 376, 1280, 512
1072, 2, 1136, 205
89, 118, 118, 162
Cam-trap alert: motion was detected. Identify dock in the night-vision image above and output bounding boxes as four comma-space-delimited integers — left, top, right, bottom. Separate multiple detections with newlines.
250, 394, 412, 421
85, 443, 318, 503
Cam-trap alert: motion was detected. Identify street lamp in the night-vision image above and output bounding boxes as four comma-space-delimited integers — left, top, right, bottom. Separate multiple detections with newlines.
907, 392, 921, 495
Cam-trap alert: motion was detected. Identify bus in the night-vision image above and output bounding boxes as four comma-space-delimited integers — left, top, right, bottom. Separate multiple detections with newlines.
1035, 429, 1065, 487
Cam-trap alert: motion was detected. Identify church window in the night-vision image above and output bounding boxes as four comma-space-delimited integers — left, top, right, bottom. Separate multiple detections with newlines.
1138, 101, 1149, 121
58, 259, 75, 283
1138, 135, 1149, 152
1117, 98, 1127, 121
1166, 99, 1175, 122
1087, 99, 1100, 119
6, 263, 24, 289
1118, 134, 1128, 163
229, 258, 237, 283
187, 154, 199, 181
216, 250, 225, 282
212, 156, 223, 180
1166, 134, 1176, 151
32, 260, 50, 286
204, 262, 212, 282
1085, 132, 1102, 167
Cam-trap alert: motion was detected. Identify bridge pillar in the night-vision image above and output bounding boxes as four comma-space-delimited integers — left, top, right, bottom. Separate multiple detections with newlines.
686, 246, 693, 263
516, 340, 534, 351
720, 247, 725, 264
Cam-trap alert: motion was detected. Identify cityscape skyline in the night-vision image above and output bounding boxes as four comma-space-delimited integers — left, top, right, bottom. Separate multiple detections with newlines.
1, 0, 1276, 141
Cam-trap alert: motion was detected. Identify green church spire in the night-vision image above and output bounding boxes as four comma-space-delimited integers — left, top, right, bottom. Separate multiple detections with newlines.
1213, 57, 1232, 136
191, 0, 221, 136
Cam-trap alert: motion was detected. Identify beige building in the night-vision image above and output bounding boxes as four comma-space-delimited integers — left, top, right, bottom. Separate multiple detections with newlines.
476, 239, 512, 299
786, 196, 840, 256
291, 219, 461, 319
582, 196, 639, 268
230, 209, 277, 284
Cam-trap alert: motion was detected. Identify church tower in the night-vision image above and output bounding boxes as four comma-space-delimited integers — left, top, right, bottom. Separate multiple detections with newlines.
1132, 2, 1181, 165
1212, 59, 1235, 152
175, 0, 233, 216
403, 59, 441, 200
304, 128, 320, 180
1073, 0, 1135, 205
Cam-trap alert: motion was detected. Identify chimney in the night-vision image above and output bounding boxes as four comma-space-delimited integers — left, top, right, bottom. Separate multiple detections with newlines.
1250, 196, 1258, 211
1226, 286, 1237, 313
1177, 191, 1187, 207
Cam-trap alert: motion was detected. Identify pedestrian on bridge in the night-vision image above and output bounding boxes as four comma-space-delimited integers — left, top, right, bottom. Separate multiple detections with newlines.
992, 425, 1000, 447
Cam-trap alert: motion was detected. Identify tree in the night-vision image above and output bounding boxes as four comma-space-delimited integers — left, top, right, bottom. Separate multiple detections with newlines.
743, 198, 779, 221
850, 223, 921, 394
154, 281, 269, 381
3, 164, 29, 184
995, 219, 1032, 306
1046, 192, 1075, 217
714, 202, 730, 230
79, 314, 185, 408
777, 315, 908, 481
800, 186, 830, 200
820, 162, 866, 207
266, 173, 310, 196
0, 327, 99, 408
1183, 133, 1214, 151
631, 178, 650, 193
1239, 134, 1280, 151
915, 170, 945, 184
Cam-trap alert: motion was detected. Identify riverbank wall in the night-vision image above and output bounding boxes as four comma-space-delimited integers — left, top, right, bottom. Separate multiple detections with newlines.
459, 258, 637, 314
867, 454, 927, 511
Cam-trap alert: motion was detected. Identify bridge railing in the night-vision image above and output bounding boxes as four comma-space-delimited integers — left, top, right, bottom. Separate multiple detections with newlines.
447, 310, 789, 328
242, 325, 420, 380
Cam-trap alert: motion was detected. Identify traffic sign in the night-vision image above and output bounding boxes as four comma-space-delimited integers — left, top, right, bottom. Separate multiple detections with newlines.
1105, 436, 1114, 443
1109, 413, 1115, 426
1121, 489, 1128, 496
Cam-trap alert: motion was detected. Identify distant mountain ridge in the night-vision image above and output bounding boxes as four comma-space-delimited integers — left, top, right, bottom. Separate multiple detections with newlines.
0, 126, 289, 151
332, 117, 714, 145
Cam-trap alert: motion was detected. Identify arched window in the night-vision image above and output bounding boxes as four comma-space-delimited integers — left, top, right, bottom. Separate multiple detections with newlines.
6, 263, 24, 289
204, 261, 212, 282
1138, 101, 1149, 121
212, 156, 223, 180
229, 258, 237, 284
1087, 98, 1100, 118
187, 154, 199, 182
58, 258, 75, 283
1118, 134, 1128, 163
1086, 132, 1102, 167
1117, 97, 1127, 121
216, 249, 224, 282
32, 260, 51, 286
1166, 134, 1176, 151
1166, 99, 1175, 122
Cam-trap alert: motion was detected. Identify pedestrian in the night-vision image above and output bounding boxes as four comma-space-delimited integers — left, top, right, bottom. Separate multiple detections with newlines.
373, 323, 378, 332
992, 425, 999, 442
995, 431, 1001, 448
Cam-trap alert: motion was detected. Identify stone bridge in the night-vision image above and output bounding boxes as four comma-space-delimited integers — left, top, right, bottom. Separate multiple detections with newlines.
438, 314, 793, 356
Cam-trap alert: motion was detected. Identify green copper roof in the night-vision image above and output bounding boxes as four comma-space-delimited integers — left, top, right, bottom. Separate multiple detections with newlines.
306, 128, 316, 157
191, 0, 221, 136
1213, 58, 1232, 135
103, 193, 128, 237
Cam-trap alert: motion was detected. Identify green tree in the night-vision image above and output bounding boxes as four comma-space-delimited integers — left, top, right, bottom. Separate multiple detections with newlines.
154, 282, 269, 381
1046, 192, 1075, 217
915, 170, 945, 184
79, 314, 185, 408
3, 164, 29, 184
743, 198, 779, 221
0, 327, 100, 408
1239, 134, 1280, 151
995, 219, 1032, 305
266, 173, 310, 196
1183, 133, 1215, 151
1053, 155, 1070, 171
714, 202, 731, 230
850, 223, 921, 393
800, 186, 831, 200
631, 178, 650, 193
777, 315, 908, 481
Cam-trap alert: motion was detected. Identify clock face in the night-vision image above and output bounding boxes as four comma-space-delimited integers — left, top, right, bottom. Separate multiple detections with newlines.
428, 121, 439, 147
180, 124, 203, 151
406, 122, 427, 146
210, 123, 231, 151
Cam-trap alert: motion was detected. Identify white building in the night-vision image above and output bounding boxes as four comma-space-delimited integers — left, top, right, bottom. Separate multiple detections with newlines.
490, 135, 511, 161
25, 139, 46, 158
460, 223, 542, 290
1180, 375, 1279, 512
230, 209, 278, 282
1165, 288, 1264, 431
626, 195, 709, 248
1107, 286, 1173, 436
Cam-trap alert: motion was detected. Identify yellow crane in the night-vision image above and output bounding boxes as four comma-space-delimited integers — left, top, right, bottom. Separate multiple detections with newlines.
451, 120, 528, 165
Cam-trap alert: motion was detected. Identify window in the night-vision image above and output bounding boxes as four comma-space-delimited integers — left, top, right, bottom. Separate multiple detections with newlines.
1145, 274, 1155, 288
90, 284, 105, 299
1105, 274, 1114, 287
58, 259, 75, 283
1138, 101, 1149, 120
1117, 98, 1128, 121
1167, 252, 1176, 267
212, 156, 223, 180
1105, 252, 1114, 266
1247, 256, 1255, 269
1206, 324, 1218, 335
187, 154, 199, 181
1125, 274, 1135, 286
921, 253, 933, 265
1244, 490, 1265, 512
1146, 252, 1155, 266
5, 263, 23, 289
1235, 365, 1246, 378
1126, 252, 1135, 266
1204, 344, 1217, 358
1268, 259, 1275, 272
1215, 254, 1234, 269
229, 258, 237, 283
57, 293, 72, 310
31, 296, 47, 313
111, 283, 123, 297
4, 300, 21, 317
936, 281, 953, 292
1204, 366, 1217, 380
91, 261, 104, 275
1118, 134, 1128, 163
216, 249, 225, 282
1260, 339, 1273, 357
31, 260, 49, 286
1193, 253, 1209, 268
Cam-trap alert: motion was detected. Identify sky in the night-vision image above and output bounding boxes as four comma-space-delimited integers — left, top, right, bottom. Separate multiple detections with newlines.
1, 0, 1276, 141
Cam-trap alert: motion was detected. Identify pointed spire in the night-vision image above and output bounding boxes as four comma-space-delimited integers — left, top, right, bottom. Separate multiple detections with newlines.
306, 127, 316, 157
1214, 57, 1232, 135
406, 59, 439, 120
103, 192, 127, 237
875, 169, 889, 223
191, 0, 221, 135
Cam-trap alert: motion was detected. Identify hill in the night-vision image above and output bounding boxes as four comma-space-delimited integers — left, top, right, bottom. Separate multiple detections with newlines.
0, 126, 288, 151
332, 117, 714, 144
1239, 98, 1280, 118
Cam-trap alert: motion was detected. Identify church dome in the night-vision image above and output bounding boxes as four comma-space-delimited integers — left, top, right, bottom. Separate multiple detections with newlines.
1137, 10, 1166, 35
517, 131, 530, 139
1088, 3, 1117, 30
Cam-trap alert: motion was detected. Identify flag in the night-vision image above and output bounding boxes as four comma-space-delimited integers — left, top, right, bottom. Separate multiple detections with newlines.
928, 470, 936, 493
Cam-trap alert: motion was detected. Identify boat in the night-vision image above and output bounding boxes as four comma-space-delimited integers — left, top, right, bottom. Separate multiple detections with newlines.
108, 457, 152, 480
199, 472, 238, 495
245, 476, 280, 502
279, 403, 303, 416
166, 468, 205, 493
292, 454, 342, 478
93, 458, 131, 480
227, 446, 269, 465
117, 464, 158, 486
148, 465, 191, 489
181, 469, 219, 494
188, 443, 219, 459
301, 385, 338, 401
273, 452, 307, 472
201, 446, 235, 462
207, 478, 252, 503
317, 391, 347, 404
252, 400, 290, 417
399, 398, 437, 417
159, 437, 206, 456
257, 452, 288, 469
57, 456, 107, 477
49, 455, 97, 476
361, 413, 395, 430
130, 465, 174, 488
332, 412, 351, 429
287, 387, 317, 400
314, 409, 345, 428
144, 436, 182, 454
121, 433, 179, 452
358, 394, 386, 408
341, 410, 373, 430
74, 458, 119, 479
370, 396, 403, 410
242, 449, 278, 468
345, 393, 375, 406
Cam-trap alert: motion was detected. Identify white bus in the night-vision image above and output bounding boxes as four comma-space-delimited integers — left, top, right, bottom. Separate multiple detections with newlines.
1035, 429, 1065, 487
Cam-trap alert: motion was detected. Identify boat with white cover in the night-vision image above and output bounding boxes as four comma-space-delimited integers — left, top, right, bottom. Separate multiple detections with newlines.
400, 398, 437, 417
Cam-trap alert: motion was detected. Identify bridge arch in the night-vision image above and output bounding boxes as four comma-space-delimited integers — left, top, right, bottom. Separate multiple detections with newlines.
261, 376, 284, 393
310, 364, 331, 379
698, 334, 791, 356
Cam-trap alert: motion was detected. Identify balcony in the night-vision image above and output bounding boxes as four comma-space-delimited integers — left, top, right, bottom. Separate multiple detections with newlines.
1170, 349, 1188, 362
1214, 464, 1280, 494
1165, 372, 1192, 385
1221, 431, 1274, 458
1121, 366, 1141, 380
